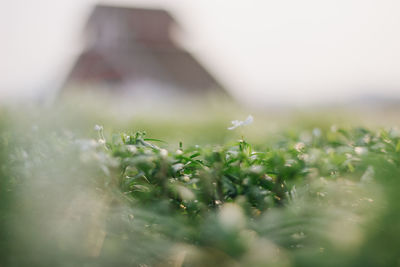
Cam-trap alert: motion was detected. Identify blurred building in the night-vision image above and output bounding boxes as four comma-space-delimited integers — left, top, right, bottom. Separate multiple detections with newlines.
62, 5, 228, 102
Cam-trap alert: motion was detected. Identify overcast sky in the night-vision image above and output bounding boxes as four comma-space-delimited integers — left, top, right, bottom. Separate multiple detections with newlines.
1, 0, 400, 105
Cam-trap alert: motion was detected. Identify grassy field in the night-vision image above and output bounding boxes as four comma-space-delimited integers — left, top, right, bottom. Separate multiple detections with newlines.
1, 103, 400, 266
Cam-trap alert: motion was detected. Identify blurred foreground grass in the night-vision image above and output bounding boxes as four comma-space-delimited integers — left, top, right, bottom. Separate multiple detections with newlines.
1, 101, 400, 266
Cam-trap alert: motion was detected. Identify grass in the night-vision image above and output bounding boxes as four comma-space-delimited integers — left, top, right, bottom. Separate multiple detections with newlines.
1, 105, 400, 266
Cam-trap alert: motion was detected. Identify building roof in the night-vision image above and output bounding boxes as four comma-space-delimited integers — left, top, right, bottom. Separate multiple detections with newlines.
85, 5, 177, 47
63, 4, 228, 98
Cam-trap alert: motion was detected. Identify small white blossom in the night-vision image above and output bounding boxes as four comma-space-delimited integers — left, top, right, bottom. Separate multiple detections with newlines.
127, 145, 137, 153
94, 124, 103, 131
172, 163, 184, 172
228, 115, 253, 130
182, 175, 190, 182
263, 174, 273, 182
295, 142, 305, 152
160, 149, 168, 157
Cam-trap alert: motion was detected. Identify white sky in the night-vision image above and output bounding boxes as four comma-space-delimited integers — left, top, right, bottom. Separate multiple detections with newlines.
1, 0, 400, 105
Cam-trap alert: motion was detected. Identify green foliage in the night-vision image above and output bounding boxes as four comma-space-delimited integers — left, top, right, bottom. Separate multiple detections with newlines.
108, 127, 389, 211
2, 113, 400, 266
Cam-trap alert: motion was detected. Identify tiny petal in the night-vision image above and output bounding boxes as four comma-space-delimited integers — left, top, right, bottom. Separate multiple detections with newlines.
227, 115, 253, 130
228, 120, 241, 130
242, 115, 254, 126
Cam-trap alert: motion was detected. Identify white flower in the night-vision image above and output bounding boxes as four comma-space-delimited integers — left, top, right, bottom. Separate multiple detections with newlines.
182, 175, 190, 182
126, 145, 137, 153
94, 124, 103, 131
227, 115, 254, 130
172, 163, 184, 172
294, 142, 305, 152
160, 149, 168, 157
